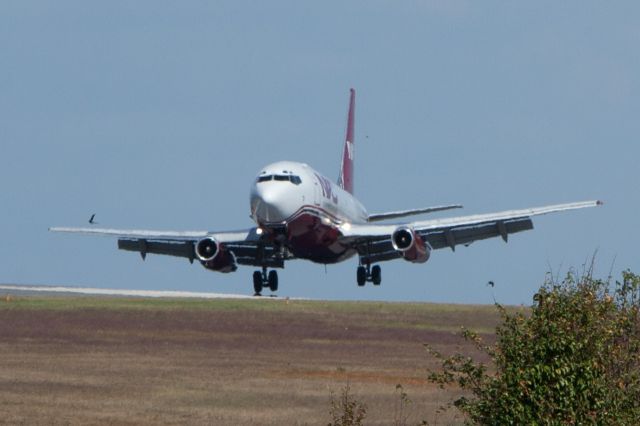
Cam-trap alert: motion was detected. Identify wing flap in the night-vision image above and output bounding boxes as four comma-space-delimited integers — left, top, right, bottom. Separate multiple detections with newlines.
118, 239, 197, 261
423, 218, 533, 250
51, 226, 272, 264
225, 243, 287, 268
361, 247, 402, 264
116, 238, 287, 268
355, 218, 534, 262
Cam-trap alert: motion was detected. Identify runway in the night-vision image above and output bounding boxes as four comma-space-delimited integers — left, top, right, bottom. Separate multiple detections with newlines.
0, 284, 268, 300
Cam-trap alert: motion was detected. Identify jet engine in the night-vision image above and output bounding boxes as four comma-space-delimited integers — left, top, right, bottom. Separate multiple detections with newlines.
196, 237, 220, 261
391, 226, 431, 263
195, 237, 237, 273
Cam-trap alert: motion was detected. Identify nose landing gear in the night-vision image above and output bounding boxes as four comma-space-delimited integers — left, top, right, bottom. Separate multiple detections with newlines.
356, 263, 381, 286
253, 267, 278, 296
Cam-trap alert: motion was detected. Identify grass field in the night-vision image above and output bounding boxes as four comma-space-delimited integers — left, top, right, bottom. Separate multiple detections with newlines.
0, 295, 504, 425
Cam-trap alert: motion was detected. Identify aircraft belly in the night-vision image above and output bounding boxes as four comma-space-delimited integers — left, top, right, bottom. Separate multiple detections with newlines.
286, 212, 353, 264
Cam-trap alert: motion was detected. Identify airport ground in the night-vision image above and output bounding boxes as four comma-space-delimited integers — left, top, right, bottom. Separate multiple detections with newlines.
0, 295, 502, 425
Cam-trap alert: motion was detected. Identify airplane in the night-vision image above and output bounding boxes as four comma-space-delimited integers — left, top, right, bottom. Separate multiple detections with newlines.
50, 89, 602, 296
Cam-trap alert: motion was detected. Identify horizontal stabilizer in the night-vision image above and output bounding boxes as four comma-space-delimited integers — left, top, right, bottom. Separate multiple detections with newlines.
367, 204, 463, 222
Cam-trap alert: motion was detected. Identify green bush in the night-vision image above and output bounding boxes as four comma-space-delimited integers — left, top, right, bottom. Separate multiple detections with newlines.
328, 383, 367, 426
428, 270, 640, 424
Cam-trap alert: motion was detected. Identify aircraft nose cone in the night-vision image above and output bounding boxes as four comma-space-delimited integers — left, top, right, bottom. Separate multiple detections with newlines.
251, 184, 292, 224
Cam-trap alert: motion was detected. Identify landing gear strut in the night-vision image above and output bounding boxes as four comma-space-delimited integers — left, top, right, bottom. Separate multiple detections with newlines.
253, 267, 278, 296
356, 264, 381, 286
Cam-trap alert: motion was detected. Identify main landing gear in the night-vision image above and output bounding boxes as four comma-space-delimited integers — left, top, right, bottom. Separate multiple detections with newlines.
357, 264, 381, 286
253, 267, 278, 296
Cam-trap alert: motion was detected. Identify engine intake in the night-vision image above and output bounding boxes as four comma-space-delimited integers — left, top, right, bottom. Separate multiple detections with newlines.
195, 237, 220, 261
196, 237, 237, 273
391, 226, 431, 263
392, 227, 414, 251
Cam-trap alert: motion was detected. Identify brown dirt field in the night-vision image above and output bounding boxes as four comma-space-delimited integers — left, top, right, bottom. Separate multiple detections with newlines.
0, 297, 501, 425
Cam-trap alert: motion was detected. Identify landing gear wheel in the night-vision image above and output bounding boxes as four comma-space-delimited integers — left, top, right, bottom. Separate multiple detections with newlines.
268, 270, 278, 292
356, 263, 382, 287
357, 266, 366, 286
253, 271, 263, 296
371, 265, 382, 285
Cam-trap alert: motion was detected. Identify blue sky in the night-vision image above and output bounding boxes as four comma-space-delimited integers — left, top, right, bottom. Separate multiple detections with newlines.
1, 1, 637, 304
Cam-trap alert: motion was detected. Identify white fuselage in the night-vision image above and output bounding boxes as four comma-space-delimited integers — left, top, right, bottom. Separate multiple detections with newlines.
249, 161, 368, 263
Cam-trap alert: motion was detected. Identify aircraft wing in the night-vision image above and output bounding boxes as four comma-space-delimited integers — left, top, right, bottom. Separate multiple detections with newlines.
49, 227, 211, 240
367, 204, 463, 222
340, 200, 602, 264
49, 226, 284, 267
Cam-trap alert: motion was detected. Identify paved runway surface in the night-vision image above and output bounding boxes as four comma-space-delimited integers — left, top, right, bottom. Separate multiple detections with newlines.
0, 284, 268, 300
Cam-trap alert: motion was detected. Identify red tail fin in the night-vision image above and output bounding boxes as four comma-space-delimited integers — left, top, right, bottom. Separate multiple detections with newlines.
338, 88, 355, 194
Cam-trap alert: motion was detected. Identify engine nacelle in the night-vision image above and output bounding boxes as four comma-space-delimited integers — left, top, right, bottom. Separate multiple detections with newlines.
195, 237, 237, 273
196, 237, 220, 261
391, 226, 431, 263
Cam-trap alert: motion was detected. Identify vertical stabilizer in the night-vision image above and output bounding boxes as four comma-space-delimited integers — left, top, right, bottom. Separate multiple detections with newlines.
338, 88, 355, 194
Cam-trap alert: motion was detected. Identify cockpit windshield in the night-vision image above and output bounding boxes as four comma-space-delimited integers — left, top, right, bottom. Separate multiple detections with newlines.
256, 174, 302, 185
